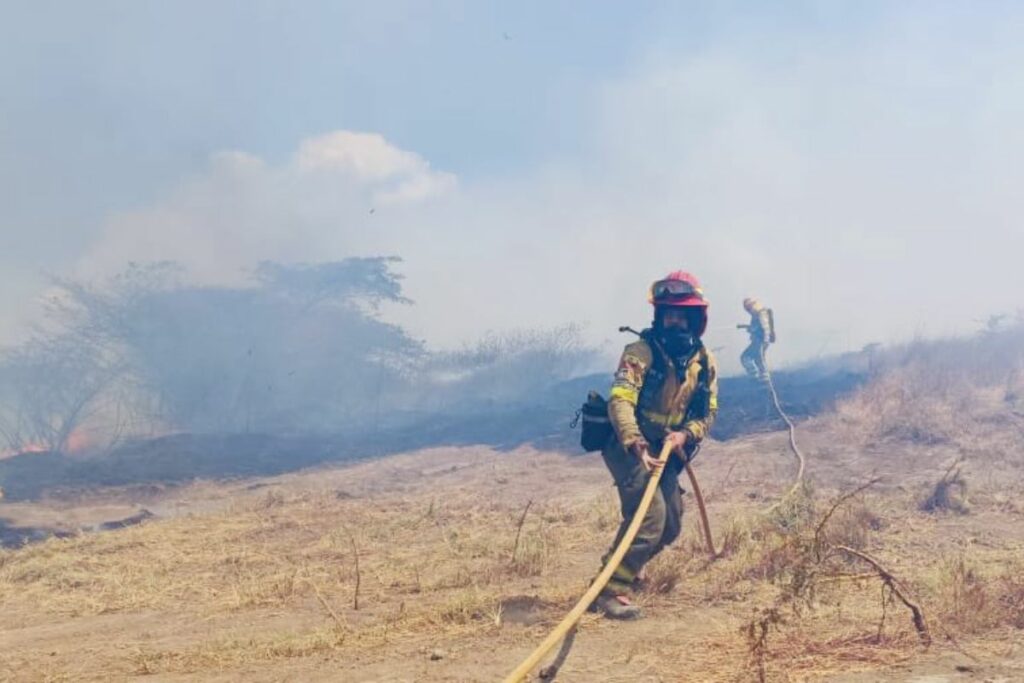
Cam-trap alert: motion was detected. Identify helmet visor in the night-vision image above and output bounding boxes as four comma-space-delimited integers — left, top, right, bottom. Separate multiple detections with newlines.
651, 278, 704, 304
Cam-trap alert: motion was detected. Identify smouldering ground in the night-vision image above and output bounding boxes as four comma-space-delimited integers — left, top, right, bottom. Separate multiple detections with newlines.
2, 412, 1024, 682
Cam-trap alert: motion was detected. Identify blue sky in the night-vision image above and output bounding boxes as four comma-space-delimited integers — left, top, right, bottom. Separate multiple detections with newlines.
2, 2, 1023, 370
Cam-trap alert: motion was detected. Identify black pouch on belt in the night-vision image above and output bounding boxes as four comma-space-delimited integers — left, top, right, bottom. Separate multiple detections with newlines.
574, 390, 612, 453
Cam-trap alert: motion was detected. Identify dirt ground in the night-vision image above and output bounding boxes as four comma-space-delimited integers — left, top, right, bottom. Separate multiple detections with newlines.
2, 403, 1024, 683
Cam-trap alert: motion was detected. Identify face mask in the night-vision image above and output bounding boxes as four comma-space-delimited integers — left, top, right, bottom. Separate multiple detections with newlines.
659, 327, 697, 358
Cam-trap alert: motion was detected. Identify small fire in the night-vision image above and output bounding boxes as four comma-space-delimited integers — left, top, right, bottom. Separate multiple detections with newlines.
65, 429, 92, 453
0, 441, 47, 459
0, 429, 93, 458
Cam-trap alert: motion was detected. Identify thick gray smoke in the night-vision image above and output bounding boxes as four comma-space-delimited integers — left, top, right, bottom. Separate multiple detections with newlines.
4, 4, 1024, 457
5, 5, 1024, 374
0, 259, 596, 454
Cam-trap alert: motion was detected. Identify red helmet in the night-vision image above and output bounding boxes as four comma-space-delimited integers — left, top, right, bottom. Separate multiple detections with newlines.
648, 271, 709, 336
648, 271, 708, 308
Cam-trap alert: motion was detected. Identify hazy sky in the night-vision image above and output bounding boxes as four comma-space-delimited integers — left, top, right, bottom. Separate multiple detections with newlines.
2, 2, 1023, 372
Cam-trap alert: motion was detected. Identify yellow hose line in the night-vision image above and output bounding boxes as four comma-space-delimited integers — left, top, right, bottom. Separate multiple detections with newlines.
685, 462, 718, 559
762, 354, 806, 498
502, 441, 674, 683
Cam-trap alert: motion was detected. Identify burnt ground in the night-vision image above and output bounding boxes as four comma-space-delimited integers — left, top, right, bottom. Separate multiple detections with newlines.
0, 363, 865, 509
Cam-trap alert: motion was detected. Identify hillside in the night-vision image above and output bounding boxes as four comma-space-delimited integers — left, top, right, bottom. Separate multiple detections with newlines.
2, 330, 1024, 682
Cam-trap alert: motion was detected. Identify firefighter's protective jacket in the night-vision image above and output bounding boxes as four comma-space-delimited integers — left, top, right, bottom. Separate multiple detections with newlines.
748, 302, 772, 344
607, 333, 719, 450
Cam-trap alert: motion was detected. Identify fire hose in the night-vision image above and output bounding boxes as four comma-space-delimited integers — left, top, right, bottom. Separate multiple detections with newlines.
507, 337, 812, 680
502, 440, 671, 683
685, 459, 718, 559
503, 441, 718, 682
761, 352, 807, 502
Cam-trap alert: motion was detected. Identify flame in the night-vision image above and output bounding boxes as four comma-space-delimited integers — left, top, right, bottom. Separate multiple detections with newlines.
65, 429, 92, 453
0, 430, 92, 458
0, 441, 48, 459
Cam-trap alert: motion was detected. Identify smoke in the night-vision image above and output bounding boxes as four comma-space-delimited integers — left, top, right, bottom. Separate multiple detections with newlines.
77, 131, 457, 287
7, 3, 1024, 376
73, 105, 1024, 376
0, 261, 598, 453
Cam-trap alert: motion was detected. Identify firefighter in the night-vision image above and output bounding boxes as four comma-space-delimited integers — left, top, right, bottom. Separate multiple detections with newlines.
739, 297, 774, 381
591, 271, 719, 619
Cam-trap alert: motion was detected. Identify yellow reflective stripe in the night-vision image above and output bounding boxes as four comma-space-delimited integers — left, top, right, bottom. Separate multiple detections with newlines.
641, 410, 667, 425
609, 386, 639, 404
612, 564, 636, 582
641, 410, 684, 427
709, 395, 718, 410
607, 575, 633, 593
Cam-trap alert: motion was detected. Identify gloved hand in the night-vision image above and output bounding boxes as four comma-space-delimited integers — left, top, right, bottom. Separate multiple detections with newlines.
629, 438, 662, 473
665, 430, 689, 454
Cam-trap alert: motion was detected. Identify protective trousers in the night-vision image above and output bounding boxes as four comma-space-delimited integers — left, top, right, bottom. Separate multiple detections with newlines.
600, 439, 683, 593
741, 340, 769, 379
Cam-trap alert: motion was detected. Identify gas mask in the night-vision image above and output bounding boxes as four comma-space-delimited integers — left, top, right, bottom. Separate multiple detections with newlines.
653, 306, 704, 358
659, 327, 697, 358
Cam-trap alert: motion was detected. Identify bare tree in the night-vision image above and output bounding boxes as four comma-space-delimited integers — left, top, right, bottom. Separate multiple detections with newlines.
0, 334, 121, 453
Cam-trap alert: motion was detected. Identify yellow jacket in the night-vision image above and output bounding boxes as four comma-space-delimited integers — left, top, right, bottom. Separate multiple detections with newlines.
607, 334, 719, 449
747, 301, 772, 343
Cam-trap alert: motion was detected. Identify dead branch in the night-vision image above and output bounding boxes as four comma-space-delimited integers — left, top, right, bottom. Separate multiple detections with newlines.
834, 545, 931, 646
921, 457, 969, 514
706, 460, 738, 504
876, 582, 892, 642
940, 456, 965, 482
747, 479, 929, 679
510, 499, 533, 563
814, 572, 879, 585
813, 477, 881, 560
309, 577, 347, 631
746, 607, 784, 683
340, 523, 361, 611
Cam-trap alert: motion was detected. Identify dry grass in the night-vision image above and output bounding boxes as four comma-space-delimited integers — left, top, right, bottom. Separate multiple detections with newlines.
0, 492, 368, 617
713, 481, 1024, 683
833, 322, 1024, 450
4, 378, 1024, 683
509, 523, 553, 577
0, 461, 606, 677
834, 370, 973, 446
1004, 362, 1024, 413
643, 545, 688, 594
696, 482, 944, 682
129, 625, 351, 675
924, 554, 1024, 635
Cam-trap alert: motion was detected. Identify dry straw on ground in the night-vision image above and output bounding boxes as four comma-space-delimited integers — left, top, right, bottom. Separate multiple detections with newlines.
4, 325, 1024, 681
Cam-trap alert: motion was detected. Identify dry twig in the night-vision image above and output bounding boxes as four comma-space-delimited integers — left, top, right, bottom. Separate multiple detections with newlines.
340, 523, 361, 611
510, 499, 533, 563
834, 545, 931, 646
